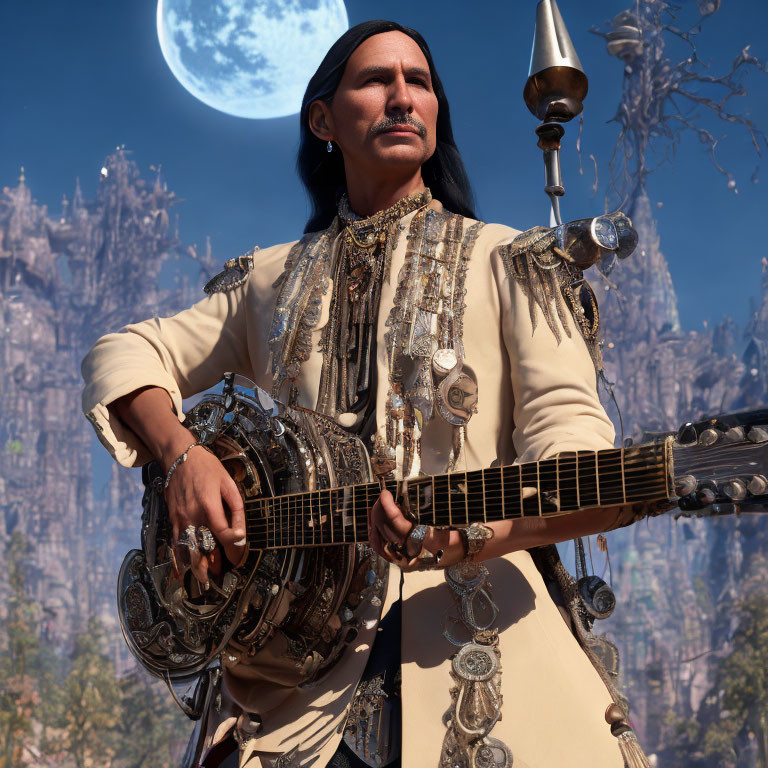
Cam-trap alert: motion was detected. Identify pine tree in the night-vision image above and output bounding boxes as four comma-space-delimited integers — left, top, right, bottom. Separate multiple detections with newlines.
0, 533, 40, 768
57, 617, 121, 768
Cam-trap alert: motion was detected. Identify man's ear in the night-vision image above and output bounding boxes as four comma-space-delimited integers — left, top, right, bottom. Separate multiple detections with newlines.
308, 100, 334, 142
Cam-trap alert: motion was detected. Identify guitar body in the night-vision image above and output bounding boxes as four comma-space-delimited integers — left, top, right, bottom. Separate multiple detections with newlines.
117, 377, 388, 692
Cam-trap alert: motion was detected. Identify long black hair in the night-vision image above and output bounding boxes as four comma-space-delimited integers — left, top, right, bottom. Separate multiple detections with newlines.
298, 20, 476, 233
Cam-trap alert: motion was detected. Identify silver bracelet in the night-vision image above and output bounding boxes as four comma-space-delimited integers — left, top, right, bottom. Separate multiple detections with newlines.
164, 441, 211, 489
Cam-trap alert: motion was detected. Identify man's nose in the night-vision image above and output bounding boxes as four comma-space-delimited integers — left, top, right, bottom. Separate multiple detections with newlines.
386, 73, 414, 115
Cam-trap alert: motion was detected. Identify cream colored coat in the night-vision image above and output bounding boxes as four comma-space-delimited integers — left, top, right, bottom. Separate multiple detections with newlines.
82, 203, 624, 768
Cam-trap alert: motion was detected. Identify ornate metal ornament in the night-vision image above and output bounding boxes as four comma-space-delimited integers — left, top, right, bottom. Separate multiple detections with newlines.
440, 563, 512, 768
196, 525, 216, 553
268, 227, 338, 402
318, 189, 432, 420
452, 643, 499, 682
382, 210, 485, 478
203, 248, 258, 296
498, 212, 637, 372
343, 669, 401, 768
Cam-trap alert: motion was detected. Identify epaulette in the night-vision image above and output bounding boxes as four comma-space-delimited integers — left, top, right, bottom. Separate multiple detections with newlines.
203, 247, 258, 295
498, 213, 637, 373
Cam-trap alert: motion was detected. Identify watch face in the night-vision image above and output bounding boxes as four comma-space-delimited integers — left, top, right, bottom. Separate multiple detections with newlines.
591, 215, 619, 251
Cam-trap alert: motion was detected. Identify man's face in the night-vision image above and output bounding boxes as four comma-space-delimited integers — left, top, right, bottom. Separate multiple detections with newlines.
313, 31, 439, 179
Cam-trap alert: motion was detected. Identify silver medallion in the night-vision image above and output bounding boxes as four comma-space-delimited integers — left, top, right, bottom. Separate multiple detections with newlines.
452, 643, 498, 683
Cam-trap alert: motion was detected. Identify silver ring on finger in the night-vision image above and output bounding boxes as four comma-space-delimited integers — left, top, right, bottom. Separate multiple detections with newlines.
196, 525, 216, 553
405, 524, 429, 559
178, 524, 198, 553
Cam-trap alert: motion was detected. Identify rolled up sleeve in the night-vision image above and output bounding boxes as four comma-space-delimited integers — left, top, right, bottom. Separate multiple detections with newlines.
81, 284, 252, 468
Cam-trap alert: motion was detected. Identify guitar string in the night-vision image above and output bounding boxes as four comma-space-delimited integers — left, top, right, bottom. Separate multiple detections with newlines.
236, 451, 667, 525
244, 484, 671, 548
240, 472, 669, 545
237, 457, 667, 517
237, 449, 666, 516
232, 446, 666, 541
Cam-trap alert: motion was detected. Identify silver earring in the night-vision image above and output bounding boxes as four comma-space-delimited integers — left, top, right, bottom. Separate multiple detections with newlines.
326, 140, 333, 153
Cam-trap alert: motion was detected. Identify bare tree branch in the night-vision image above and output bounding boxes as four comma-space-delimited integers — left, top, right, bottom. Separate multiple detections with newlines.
590, 0, 767, 212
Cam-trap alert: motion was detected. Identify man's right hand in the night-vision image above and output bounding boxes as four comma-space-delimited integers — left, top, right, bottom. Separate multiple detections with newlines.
111, 386, 246, 589
161, 441, 246, 588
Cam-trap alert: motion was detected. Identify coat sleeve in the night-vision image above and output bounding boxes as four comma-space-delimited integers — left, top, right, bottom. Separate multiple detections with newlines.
80, 242, 293, 468
81, 283, 255, 468
488, 225, 615, 463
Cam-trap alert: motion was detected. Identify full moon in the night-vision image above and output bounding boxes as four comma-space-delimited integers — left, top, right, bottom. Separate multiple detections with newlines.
157, 0, 349, 119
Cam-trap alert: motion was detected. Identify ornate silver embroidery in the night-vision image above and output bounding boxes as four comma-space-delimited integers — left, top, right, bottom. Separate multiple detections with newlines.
268, 225, 338, 402
498, 219, 618, 372
382, 211, 485, 478
498, 226, 574, 344
440, 563, 512, 768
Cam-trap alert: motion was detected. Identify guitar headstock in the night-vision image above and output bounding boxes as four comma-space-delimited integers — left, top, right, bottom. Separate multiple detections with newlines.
672, 410, 768, 517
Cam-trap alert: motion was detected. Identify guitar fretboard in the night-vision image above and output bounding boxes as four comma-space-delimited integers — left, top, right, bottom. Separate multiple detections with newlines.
243, 443, 669, 550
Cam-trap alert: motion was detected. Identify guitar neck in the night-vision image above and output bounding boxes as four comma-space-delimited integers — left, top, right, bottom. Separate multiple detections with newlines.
244, 443, 671, 551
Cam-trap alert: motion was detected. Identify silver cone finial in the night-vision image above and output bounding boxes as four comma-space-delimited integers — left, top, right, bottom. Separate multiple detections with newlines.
524, 0, 588, 122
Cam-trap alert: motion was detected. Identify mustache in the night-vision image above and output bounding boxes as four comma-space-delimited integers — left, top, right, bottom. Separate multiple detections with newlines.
371, 114, 427, 138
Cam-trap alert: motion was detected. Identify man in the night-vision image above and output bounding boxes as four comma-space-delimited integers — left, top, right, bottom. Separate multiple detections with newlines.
82, 20, 649, 768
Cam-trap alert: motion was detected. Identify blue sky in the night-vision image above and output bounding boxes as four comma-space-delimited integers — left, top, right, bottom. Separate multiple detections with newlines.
2, 0, 767, 330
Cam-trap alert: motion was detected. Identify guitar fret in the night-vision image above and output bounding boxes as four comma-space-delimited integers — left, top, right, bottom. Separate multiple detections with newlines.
351, 485, 362, 544
431, 475, 436, 526
500, 465, 505, 520
595, 454, 601, 507
288, 495, 294, 547
464, 472, 470, 524
538, 458, 560, 516
299, 492, 305, 547
408, 481, 420, 523
481, 469, 487, 524
597, 450, 625, 505
577, 452, 599, 508
500, 465, 521, 518
557, 453, 578, 512
620, 448, 627, 503
520, 462, 540, 518
483, 467, 503, 522
433, 474, 450, 526
465, 470, 484, 524
536, 461, 542, 517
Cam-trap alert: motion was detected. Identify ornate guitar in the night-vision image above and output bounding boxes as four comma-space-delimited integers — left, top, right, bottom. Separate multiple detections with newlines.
117, 373, 768, 716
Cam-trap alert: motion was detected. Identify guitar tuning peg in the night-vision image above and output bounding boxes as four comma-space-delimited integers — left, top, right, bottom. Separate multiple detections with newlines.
748, 475, 768, 495
748, 426, 768, 443
676, 422, 697, 446
674, 475, 697, 497
723, 479, 747, 501
698, 428, 721, 446
724, 426, 746, 442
